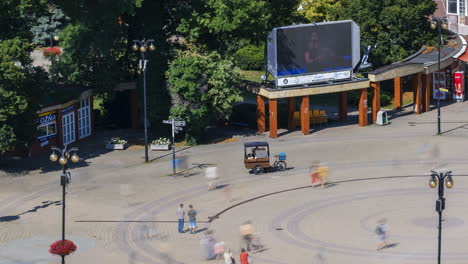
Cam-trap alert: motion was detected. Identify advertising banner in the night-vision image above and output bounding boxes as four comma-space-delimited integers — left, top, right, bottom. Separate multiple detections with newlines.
433, 72, 446, 100
453, 71, 464, 101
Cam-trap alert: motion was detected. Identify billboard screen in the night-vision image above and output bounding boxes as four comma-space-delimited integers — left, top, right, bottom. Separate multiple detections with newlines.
267, 20, 360, 87
276, 23, 352, 76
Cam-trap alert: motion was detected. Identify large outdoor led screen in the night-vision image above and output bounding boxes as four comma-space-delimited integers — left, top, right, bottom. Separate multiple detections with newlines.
267, 20, 360, 81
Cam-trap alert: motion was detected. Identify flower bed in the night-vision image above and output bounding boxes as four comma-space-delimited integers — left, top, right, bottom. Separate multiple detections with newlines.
151, 137, 171, 151
49, 240, 77, 256
106, 137, 128, 150
43, 47, 62, 57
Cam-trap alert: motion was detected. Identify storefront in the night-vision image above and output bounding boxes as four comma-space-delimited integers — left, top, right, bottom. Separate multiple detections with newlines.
29, 89, 94, 155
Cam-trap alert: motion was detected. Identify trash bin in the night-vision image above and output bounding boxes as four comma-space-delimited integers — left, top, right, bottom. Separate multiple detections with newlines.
376, 110, 389, 125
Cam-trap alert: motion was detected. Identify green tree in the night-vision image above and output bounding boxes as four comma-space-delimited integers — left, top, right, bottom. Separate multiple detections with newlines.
30, 4, 69, 45
167, 51, 242, 143
330, 0, 436, 66
298, 0, 340, 22
0, 38, 48, 154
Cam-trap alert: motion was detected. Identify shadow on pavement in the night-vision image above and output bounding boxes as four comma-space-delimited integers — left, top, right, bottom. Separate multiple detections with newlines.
0, 200, 61, 222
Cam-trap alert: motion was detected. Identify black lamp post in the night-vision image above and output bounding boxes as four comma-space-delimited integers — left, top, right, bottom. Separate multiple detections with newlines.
50, 145, 79, 264
430, 17, 449, 135
429, 170, 454, 264
131, 39, 156, 162
49, 33, 59, 48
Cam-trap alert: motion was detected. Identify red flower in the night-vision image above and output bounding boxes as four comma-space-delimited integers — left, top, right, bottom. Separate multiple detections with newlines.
49, 240, 77, 256
43, 47, 62, 57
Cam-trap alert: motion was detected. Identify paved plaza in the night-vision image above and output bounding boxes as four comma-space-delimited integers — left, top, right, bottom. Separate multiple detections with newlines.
2, 102, 468, 264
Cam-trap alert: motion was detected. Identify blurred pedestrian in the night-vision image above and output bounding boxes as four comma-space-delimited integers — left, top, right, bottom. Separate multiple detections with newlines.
309, 161, 320, 185
187, 204, 198, 234
224, 248, 235, 264
205, 166, 219, 190
175, 156, 189, 177
240, 221, 254, 252
239, 248, 251, 264
375, 218, 388, 250
177, 203, 185, 233
317, 163, 329, 188
200, 230, 216, 260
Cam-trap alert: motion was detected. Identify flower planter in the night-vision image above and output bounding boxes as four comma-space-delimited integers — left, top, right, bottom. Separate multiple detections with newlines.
151, 143, 171, 151
106, 143, 128, 150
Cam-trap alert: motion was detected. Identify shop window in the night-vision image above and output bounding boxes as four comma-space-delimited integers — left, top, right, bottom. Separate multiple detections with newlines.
448, 0, 458, 14
460, 0, 466, 15
37, 123, 57, 139
78, 97, 91, 138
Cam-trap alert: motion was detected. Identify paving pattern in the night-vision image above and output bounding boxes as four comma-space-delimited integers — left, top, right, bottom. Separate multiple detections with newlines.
2, 102, 468, 263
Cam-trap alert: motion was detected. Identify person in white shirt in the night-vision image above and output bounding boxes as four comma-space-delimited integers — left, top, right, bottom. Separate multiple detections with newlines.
224, 248, 234, 264
177, 203, 185, 233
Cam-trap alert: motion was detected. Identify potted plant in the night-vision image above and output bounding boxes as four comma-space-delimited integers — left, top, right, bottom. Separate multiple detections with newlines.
106, 137, 128, 150
151, 137, 171, 151
49, 239, 77, 256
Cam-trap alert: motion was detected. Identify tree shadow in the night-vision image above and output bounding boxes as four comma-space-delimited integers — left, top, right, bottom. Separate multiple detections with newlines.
0, 200, 61, 222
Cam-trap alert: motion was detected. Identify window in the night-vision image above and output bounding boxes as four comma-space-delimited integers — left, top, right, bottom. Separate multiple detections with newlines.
37, 123, 57, 139
62, 112, 75, 145
78, 97, 91, 138
460, 0, 466, 15
448, 0, 458, 14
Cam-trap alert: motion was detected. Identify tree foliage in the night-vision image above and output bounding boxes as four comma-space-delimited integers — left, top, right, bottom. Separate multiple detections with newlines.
30, 5, 69, 45
298, 0, 340, 23
0, 38, 48, 154
167, 51, 242, 143
330, 0, 437, 66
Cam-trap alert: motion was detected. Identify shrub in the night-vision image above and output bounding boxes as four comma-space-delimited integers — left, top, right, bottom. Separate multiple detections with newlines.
234, 44, 264, 70
43, 47, 61, 57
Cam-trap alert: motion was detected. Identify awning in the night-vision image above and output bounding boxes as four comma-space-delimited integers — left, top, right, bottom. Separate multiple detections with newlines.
457, 50, 468, 62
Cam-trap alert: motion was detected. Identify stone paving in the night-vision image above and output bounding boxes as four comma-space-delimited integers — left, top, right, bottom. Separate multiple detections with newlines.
2, 101, 468, 263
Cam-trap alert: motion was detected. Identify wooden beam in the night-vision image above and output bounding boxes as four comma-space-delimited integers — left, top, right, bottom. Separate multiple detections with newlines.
413, 73, 422, 114
424, 74, 431, 112
359, 88, 368, 127
269, 99, 278, 138
256, 95, 266, 133
287, 97, 295, 130
371, 82, 380, 123
301, 96, 310, 135
339, 91, 348, 121
394, 77, 402, 110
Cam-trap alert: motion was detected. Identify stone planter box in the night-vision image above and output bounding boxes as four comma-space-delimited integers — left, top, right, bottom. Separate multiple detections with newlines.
106, 143, 128, 150
151, 144, 171, 151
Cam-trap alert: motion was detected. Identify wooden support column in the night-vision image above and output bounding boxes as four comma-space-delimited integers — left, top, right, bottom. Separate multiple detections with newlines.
301, 96, 310, 135
358, 88, 368, 127
371, 82, 380, 123
413, 73, 422, 114
287, 97, 295, 130
269, 99, 278, 138
394, 77, 402, 110
256, 95, 266, 133
423, 73, 431, 112
338, 91, 348, 121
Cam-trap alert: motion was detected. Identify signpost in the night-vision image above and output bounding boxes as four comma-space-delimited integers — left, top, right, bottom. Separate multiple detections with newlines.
163, 118, 186, 176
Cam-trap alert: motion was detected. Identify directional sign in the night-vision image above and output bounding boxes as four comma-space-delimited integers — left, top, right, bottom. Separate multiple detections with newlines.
174, 126, 183, 131
163, 120, 172, 124
174, 121, 186, 126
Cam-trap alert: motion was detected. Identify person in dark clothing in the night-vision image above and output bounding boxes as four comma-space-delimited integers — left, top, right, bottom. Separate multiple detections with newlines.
187, 204, 198, 234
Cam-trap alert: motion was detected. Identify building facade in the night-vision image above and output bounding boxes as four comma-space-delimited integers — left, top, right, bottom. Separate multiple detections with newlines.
435, 0, 468, 35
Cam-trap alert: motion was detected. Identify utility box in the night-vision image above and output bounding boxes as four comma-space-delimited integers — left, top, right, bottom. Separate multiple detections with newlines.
376, 110, 389, 126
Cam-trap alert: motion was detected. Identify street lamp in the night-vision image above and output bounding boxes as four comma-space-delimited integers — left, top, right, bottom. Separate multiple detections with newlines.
50, 145, 79, 264
49, 33, 59, 48
132, 39, 155, 162
430, 17, 449, 135
429, 170, 454, 264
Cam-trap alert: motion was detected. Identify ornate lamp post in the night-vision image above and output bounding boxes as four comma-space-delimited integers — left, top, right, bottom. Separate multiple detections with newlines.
429, 170, 454, 264
430, 17, 449, 135
50, 145, 79, 264
49, 34, 59, 48
132, 39, 156, 162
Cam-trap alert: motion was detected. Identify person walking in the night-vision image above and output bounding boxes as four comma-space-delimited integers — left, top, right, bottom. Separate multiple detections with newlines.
223, 248, 235, 264
187, 204, 198, 234
317, 164, 329, 188
375, 218, 388, 250
240, 221, 254, 252
177, 203, 185, 233
239, 248, 251, 264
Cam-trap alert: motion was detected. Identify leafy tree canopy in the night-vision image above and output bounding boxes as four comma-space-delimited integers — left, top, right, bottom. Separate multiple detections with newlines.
30, 4, 69, 45
167, 51, 242, 143
298, 0, 340, 23
329, 0, 437, 66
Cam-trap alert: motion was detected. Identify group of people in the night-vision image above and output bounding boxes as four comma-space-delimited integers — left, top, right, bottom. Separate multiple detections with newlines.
309, 161, 329, 188
177, 203, 198, 234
